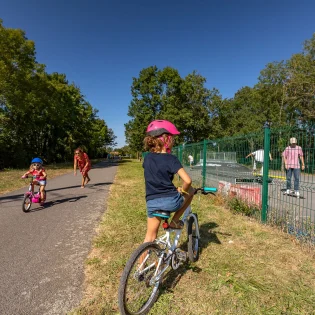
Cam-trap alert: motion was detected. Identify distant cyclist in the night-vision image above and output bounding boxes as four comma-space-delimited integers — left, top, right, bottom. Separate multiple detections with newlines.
143, 120, 194, 243
22, 157, 47, 206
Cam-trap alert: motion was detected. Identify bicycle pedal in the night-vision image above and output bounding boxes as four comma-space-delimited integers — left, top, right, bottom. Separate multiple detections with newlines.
176, 250, 187, 261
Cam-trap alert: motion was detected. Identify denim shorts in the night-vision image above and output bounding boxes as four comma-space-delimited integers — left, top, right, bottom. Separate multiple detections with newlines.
146, 193, 185, 218
34, 180, 46, 186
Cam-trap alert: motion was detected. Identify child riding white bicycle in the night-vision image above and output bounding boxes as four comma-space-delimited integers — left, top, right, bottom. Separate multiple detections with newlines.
119, 121, 216, 315
22, 157, 47, 206
143, 120, 194, 243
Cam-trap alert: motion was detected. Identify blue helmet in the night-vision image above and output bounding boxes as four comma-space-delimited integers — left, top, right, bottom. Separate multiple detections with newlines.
31, 157, 43, 164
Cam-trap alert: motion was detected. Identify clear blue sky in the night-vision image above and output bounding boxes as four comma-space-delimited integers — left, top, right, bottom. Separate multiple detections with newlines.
1, 0, 315, 147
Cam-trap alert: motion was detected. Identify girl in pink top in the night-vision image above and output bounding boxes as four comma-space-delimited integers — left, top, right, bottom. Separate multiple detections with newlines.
74, 148, 91, 188
22, 158, 47, 205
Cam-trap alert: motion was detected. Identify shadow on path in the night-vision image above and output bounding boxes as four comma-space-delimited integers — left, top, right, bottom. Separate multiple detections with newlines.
26, 195, 88, 213
0, 182, 113, 203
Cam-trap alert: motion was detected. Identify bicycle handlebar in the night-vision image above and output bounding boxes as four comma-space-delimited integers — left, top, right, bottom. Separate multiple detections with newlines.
21, 176, 34, 182
194, 187, 217, 195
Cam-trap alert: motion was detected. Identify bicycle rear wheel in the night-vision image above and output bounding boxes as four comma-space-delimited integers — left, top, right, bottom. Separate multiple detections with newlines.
118, 242, 163, 315
187, 215, 199, 262
22, 195, 32, 212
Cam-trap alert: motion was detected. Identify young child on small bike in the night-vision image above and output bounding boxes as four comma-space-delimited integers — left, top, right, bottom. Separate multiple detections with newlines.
22, 157, 47, 205
143, 120, 194, 243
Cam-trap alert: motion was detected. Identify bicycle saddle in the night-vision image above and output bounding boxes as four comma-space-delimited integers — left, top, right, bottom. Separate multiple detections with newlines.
152, 210, 171, 219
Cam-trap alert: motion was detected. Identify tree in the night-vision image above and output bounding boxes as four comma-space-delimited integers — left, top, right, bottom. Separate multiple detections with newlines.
125, 66, 216, 150
115, 145, 132, 156
177, 71, 212, 143
0, 20, 115, 167
256, 61, 291, 126
285, 42, 315, 126
0, 19, 38, 166
228, 86, 264, 134
125, 66, 160, 152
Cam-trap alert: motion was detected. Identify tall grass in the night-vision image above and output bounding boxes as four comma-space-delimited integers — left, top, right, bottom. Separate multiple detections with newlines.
71, 160, 315, 315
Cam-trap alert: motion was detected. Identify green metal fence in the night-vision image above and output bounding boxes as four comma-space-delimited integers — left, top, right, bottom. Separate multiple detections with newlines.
172, 124, 315, 243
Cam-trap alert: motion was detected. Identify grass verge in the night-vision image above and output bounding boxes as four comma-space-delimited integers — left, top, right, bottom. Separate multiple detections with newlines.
71, 160, 315, 315
0, 159, 103, 195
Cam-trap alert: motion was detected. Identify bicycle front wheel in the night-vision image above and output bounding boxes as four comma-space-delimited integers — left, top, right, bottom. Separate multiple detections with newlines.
187, 215, 199, 262
22, 195, 32, 212
118, 242, 163, 315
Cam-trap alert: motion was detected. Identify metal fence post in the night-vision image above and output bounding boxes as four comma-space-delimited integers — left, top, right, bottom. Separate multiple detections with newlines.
202, 139, 207, 187
261, 121, 271, 223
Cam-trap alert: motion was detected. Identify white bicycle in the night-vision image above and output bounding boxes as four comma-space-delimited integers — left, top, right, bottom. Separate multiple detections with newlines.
118, 187, 217, 315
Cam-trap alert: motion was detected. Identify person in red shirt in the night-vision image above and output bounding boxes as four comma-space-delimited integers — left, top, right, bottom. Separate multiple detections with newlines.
74, 148, 91, 188
22, 157, 47, 205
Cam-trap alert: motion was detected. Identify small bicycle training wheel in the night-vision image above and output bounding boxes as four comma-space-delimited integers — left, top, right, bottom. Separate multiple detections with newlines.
118, 242, 163, 315
187, 215, 199, 262
22, 195, 32, 212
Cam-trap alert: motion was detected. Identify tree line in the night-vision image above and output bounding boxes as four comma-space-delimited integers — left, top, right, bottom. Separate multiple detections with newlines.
0, 20, 116, 168
125, 33, 315, 153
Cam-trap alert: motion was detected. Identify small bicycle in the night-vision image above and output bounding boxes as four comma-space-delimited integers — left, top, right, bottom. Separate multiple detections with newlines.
21, 176, 47, 212
118, 186, 217, 315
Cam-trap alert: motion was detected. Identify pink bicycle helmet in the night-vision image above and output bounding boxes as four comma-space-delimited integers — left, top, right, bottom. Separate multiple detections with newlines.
146, 120, 180, 137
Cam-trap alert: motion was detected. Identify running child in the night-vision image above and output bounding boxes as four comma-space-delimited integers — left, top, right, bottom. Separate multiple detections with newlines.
74, 148, 91, 188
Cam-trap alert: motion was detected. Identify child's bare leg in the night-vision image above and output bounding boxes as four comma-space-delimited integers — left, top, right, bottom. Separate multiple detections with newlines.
40, 186, 45, 200
144, 217, 161, 243
81, 176, 85, 188
85, 173, 90, 184
171, 187, 195, 224
140, 217, 161, 266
